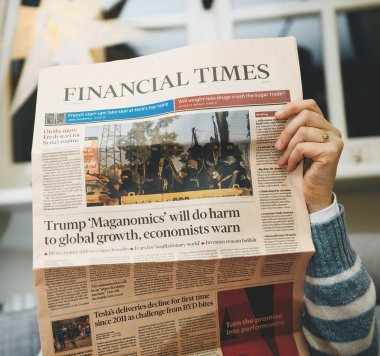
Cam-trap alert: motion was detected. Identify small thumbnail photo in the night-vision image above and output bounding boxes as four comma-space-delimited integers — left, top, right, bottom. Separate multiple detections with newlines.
52, 315, 91, 353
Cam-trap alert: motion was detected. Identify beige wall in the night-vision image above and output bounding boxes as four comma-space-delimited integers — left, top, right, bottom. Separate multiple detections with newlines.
335, 178, 380, 234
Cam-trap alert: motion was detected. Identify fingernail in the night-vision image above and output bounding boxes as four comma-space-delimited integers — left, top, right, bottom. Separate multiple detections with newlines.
276, 109, 285, 118
275, 139, 283, 150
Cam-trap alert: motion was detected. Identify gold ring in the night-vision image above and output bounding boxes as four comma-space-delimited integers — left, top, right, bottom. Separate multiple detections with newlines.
322, 130, 329, 143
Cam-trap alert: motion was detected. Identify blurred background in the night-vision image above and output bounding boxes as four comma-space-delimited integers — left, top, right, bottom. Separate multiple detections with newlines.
0, 0, 379, 353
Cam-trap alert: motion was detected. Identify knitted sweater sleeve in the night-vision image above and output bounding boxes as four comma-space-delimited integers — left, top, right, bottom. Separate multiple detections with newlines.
302, 206, 379, 355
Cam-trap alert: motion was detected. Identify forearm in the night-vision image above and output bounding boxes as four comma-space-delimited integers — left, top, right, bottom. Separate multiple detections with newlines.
303, 206, 379, 355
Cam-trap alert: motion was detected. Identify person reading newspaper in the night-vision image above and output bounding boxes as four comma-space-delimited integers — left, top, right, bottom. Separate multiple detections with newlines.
32, 100, 379, 356
32, 99, 378, 356
275, 99, 378, 355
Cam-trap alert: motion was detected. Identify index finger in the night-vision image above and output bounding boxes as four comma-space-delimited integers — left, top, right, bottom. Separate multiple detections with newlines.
275, 99, 323, 119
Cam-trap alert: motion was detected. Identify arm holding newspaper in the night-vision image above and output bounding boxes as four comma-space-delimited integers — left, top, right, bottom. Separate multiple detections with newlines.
275, 100, 379, 355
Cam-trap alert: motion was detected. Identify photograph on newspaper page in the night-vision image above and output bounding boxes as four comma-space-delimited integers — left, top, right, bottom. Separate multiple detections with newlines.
84, 110, 252, 207
32, 38, 314, 355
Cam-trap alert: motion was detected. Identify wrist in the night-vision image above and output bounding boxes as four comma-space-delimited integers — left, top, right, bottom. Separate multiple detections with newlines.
307, 193, 334, 214
309, 193, 339, 224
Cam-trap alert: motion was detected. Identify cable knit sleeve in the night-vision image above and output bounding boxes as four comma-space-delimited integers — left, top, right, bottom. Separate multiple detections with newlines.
303, 205, 379, 355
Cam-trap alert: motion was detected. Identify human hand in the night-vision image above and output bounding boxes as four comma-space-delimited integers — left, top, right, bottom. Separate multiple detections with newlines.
275, 99, 344, 213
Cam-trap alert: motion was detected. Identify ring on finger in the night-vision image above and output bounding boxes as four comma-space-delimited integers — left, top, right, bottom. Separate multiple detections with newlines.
322, 130, 329, 143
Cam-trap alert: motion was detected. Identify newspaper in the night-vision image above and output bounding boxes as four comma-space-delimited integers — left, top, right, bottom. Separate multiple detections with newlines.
32, 38, 314, 356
